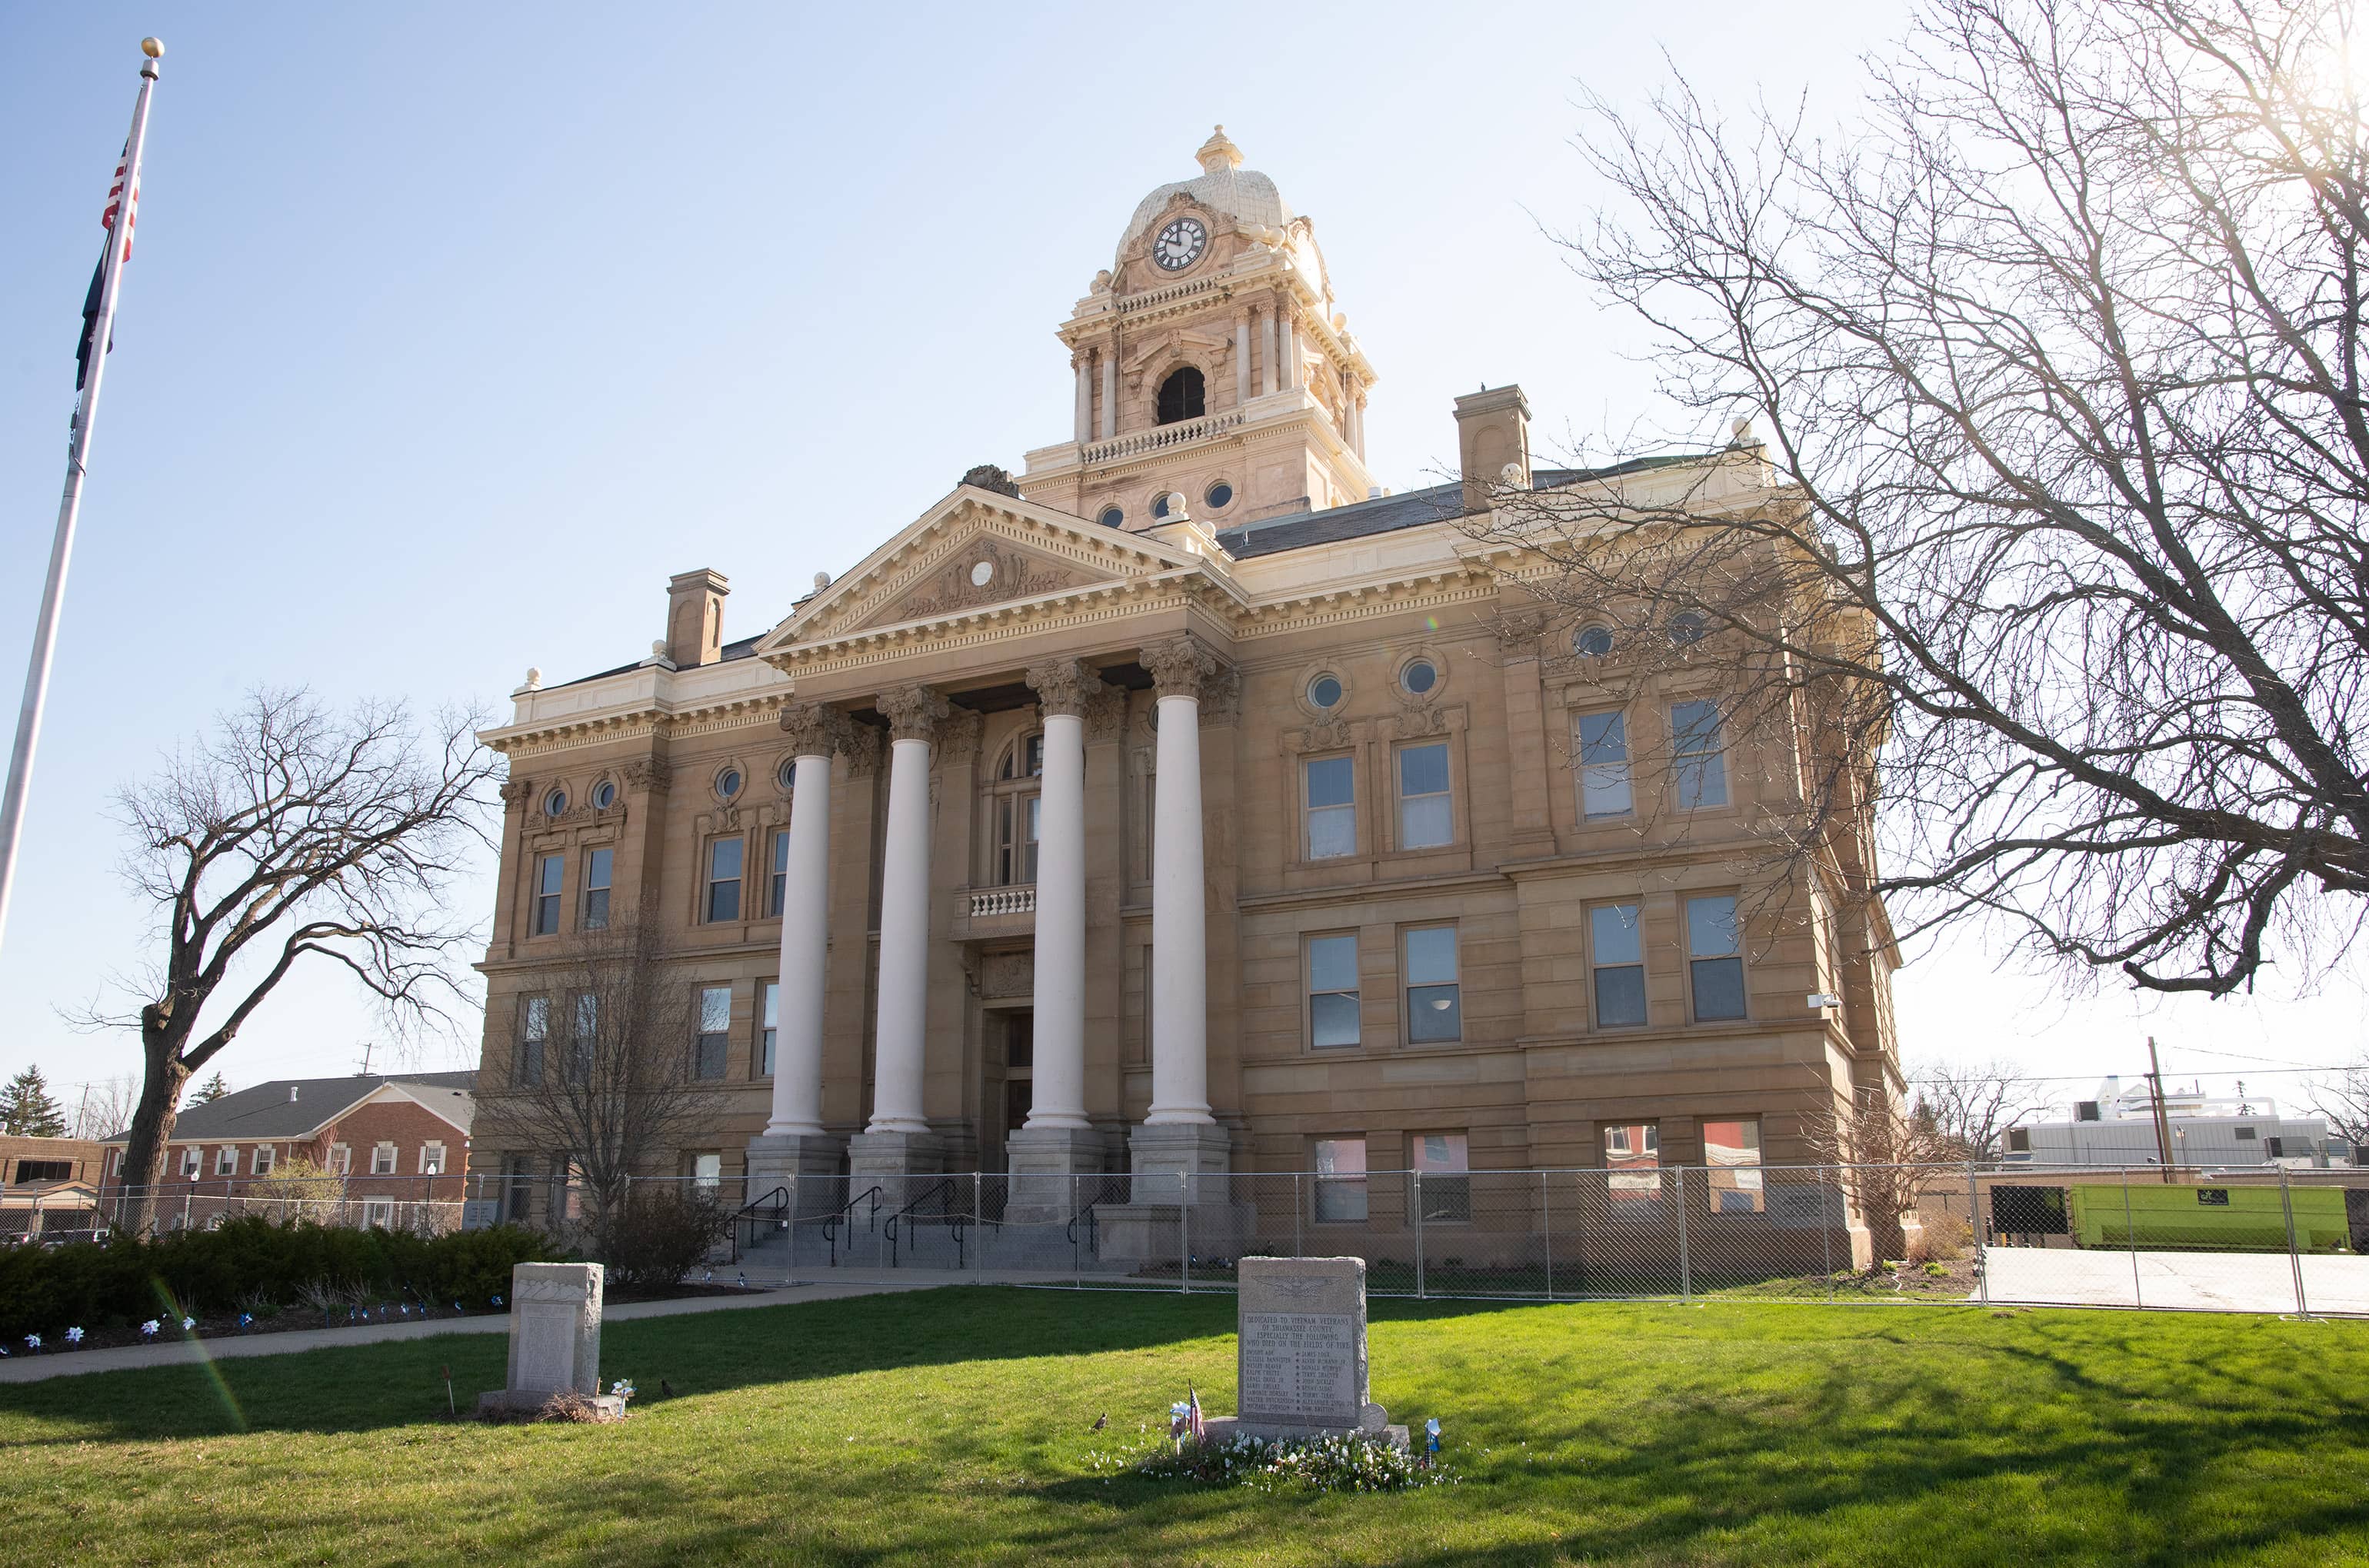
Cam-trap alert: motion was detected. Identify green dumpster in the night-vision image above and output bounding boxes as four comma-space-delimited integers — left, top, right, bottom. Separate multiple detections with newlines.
2067, 1183, 2350, 1251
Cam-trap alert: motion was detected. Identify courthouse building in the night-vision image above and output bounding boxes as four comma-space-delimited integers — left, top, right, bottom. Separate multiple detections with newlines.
472, 128, 1904, 1213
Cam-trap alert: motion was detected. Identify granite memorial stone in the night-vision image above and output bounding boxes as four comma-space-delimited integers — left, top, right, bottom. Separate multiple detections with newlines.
1203, 1256, 1406, 1450
478, 1262, 625, 1417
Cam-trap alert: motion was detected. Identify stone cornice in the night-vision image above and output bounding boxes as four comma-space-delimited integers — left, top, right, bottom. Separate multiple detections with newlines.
478, 688, 790, 761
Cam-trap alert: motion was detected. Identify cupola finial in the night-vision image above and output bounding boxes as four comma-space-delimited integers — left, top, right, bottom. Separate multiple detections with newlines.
1195, 125, 1243, 174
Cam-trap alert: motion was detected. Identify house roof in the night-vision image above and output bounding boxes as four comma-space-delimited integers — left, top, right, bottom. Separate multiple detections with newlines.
100, 1070, 477, 1145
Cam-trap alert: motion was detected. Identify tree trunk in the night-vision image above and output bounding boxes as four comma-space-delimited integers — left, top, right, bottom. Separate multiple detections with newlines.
113, 1029, 190, 1238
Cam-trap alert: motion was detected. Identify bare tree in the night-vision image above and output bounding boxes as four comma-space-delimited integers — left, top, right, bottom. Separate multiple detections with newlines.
2307, 1054, 2369, 1150
90, 688, 497, 1233
1802, 1086, 1959, 1262
69, 1074, 138, 1140
1913, 1057, 2056, 1164
1479, 0, 2369, 999
469, 914, 713, 1257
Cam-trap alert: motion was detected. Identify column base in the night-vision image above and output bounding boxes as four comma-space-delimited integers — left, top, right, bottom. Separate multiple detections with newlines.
847, 1130, 943, 1210
1128, 1122, 1232, 1205
1003, 1126, 1111, 1222
742, 1133, 845, 1217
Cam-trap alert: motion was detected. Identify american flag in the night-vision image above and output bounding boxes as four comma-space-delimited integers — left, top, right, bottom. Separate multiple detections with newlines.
76, 142, 138, 391
1187, 1384, 1204, 1443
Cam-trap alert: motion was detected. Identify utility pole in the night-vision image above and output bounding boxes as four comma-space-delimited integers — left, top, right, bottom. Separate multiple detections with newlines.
2145, 1036, 2178, 1183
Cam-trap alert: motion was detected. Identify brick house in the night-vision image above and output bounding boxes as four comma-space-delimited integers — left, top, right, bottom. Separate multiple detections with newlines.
0, 1134, 108, 1242
98, 1071, 476, 1232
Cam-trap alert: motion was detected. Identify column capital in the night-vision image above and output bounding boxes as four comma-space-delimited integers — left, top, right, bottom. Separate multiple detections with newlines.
1025, 657, 1101, 719
621, 757, 672, 792
778, 702, 854, 760
876, 684, 951, 744
1138, 634, 1233, 701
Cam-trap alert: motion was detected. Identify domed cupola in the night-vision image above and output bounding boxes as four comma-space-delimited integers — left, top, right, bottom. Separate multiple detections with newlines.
1114, 126, 1294, 272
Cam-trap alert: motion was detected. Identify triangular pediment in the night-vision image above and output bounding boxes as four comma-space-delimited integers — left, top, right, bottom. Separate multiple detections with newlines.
758, 484, 1221, 654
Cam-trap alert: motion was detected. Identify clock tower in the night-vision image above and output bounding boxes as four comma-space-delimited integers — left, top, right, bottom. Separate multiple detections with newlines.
1018, 127, 1379, 531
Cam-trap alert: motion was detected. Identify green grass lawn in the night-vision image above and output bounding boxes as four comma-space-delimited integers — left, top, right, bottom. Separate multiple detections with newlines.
4, 1289, 2366, 1566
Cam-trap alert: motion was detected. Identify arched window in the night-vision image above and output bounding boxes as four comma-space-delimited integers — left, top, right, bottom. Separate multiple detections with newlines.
1156, 367, 1206, 425
985, 732, 1044, 885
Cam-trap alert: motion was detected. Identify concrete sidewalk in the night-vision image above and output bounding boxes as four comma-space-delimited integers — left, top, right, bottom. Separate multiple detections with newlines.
0, 1277, 963, 1386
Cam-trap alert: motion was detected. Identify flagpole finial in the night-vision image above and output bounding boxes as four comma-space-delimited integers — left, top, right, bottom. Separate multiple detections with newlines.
141, 38, 164, 58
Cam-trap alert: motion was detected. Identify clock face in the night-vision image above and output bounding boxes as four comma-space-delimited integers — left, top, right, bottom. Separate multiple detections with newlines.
1153, 216, 1208, 271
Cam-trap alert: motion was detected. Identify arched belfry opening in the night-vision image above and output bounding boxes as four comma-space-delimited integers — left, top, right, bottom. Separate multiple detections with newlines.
1155, 366, 1205, 425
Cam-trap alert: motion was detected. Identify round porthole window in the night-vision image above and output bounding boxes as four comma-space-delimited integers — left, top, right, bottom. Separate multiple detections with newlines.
1669, 612, 1708, 647
970, 559, 995, 588
1401, 659, 1438, 696
542, 788, 568, 817
1098, 505, 1125, 530
1151, 494, 1172, 521
777, 756, 798, 791
1308, 673, 1344, 710
1205, 480, 1234, 510
1574, 625, 1614, 657
590, 780, 616, 811
716, 767, 743, 800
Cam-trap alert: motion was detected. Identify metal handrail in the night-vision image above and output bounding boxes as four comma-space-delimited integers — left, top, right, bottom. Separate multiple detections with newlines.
728, 1184, 791, 1263
817, 1184, 882, 1267
884, 1179, 970, 1269
1065, 1174, 1128, 1250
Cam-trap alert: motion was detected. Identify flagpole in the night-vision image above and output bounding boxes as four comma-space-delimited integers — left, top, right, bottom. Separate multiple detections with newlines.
0, 38, 165, 950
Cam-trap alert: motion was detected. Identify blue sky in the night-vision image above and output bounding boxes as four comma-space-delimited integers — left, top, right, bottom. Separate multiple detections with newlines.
1, 2, 2360, 1122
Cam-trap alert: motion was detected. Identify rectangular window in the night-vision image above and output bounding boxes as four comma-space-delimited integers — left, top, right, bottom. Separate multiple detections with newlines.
1396, 741, 1453, 849
330, 1144, 352, 1176
1671, 700, 1729, 808
1404, 925, 1462, 1044
768, 830, 789, 917
1313, 1137, 1368, 1223
1590, 903, 1648, 1027
994, 794, 1041, 885
1413, 1132, 1471, 1223
568, 994, 598, 1084
252, 1146, 275, 1177
421, 1141, 446, 1177
1687, 894, 1747, 1020
1303, 755, 1355, 859
1603, 1122, 1661, 1209
1702, 1118, 1764, 1213
362, 1200, 395, 1230
215, 1146, 238, 1176
532, 853, 564, 935
706, 837, 744, 923
695, 984, 731, 1080
759, 980, 779, 1077
180, 1147, 202, 1178
1306, 934, 1361, 1049
1578, 711, 1633, 819
504, 1157, 535, 1223
517, 995, 549, 1086
371, 1142, 398, 1176
693, 1153, 722, 1190
582, 847, 613, 930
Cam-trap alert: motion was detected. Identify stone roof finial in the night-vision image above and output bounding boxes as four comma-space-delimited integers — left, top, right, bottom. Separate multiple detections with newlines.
1196, 125, 1243, 174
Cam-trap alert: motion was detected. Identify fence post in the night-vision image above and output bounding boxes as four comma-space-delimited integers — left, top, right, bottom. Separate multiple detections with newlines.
1541, 1170, 1554, 1303
1414, 1170, 1425, 1300
1293, 1173, 1303, 1258
971, 1171, 981, 1273
1675, 1167, 1691, 1305
1180, 1180, 1190, 1297
2281, 1166, 2309, 1319
2122, 1168, 2142, 1309
1968, 1160, 1987, 1307
1821, 1165, 1834, 1302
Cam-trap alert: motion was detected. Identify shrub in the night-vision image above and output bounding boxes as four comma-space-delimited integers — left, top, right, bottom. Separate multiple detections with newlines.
0, 1218, 551, 1338
1101, 1431, 1452, 1493
601, 1186, 731, 1292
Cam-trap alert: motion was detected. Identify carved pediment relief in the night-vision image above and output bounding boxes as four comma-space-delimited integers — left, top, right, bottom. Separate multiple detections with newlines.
849, 533, 1108, 632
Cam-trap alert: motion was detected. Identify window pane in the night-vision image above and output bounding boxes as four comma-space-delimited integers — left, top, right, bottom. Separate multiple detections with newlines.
1579, 711, 1632, 817
1604, 1122, 1661, 1203
1691, 957, 1748, 1020
1310, 991, 1361, 1048
1704, 1119, 1765, 1213
524, 996, 549, 1041
1308, 934, 1358, 993
585, 847, 612, 889
695, 1035, 728, 1080
710, 837, 743, 881
1678, 753, 1729, 809
1308, 803, 1356, 859
1413, 1133, 1468, 1174
1405, 927, 1458, 984
699, 986, 732, 1034
1313, 1138, 1368, 1222
1398, 792, 1452, 849
538, 855, 564, 896
1594, 965, 1647, 1027
1398, 742, 1449, 797
708, 838, 742, 922
1687, 895, 1740, 957
1590, 903, 1641, 964
1407, 983, 1461, 1042
1672, 701, 1728, 807
1304, 755, 1354, 809
761, 981, 778, 1076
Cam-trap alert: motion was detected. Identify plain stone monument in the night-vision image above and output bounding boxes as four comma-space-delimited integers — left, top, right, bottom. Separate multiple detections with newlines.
478, 1262, 625, 1417
1202, 1256, 1407, 1451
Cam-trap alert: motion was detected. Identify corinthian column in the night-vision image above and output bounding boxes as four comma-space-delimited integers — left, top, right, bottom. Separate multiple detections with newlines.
1234, 313, 1252, 404
863, 684, 948, 1153
1021, 659, 1091, 1131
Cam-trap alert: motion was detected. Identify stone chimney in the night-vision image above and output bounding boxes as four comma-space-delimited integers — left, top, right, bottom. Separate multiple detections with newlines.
1453, 385, 1531, 514
665, 569, 730, 668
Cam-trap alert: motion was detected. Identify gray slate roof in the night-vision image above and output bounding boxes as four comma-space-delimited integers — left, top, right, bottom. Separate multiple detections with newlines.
101, 1070, 478, 1144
